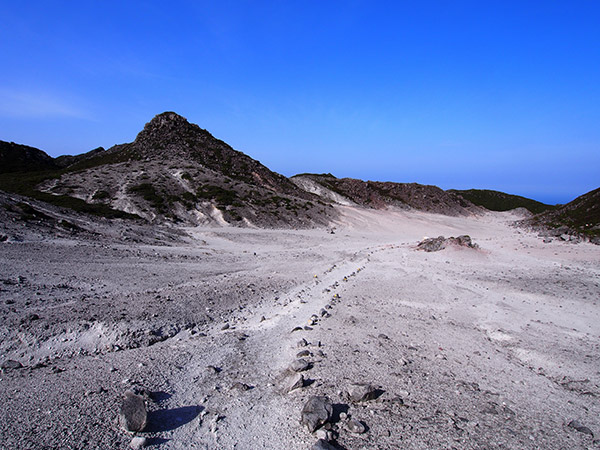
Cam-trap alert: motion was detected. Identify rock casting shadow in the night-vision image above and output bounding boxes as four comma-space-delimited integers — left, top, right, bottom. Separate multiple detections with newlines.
146, 406, 202, 432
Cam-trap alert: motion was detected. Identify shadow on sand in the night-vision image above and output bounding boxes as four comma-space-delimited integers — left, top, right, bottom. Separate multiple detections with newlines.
146, 405, 202, 433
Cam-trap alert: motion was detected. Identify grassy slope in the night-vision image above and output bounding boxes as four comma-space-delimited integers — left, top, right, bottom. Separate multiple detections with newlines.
449, 189, 555, 214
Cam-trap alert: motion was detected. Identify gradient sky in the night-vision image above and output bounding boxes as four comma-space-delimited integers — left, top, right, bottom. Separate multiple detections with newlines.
1, 1, 599, 204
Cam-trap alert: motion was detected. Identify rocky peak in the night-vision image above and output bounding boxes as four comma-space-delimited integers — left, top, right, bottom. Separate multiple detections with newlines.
132, 112, 213, 154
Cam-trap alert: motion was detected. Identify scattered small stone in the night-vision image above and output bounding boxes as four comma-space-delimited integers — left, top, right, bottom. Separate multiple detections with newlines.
119, 390, 147, 432
339, 412, 347, 420
347, 383, 378, 402
260, 316, 266, 322
378, 333, 389, 340
206, 365, 221, 374
289, 358, 310, 372
129, 436, 147, 449
297, 338, 309, 347
304, 326, 313, 331
221, 323, 230, 330
301, 396, 333, 432
347, 419, 366, 434
319, 308, 328, 317
291, 327, 303, 333
568, 420, 594, 437
230, 382, 251, 392
1, 359, 23, 370
315, 429, 334, 441
311, 439, 336, 450
296, 350, 310, 358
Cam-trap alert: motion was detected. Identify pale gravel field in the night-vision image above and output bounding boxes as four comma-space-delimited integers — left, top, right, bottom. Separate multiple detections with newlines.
0, 206, 598, 449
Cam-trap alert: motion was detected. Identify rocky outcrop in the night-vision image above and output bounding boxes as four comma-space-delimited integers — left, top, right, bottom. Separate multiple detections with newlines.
417, 235, 479, 252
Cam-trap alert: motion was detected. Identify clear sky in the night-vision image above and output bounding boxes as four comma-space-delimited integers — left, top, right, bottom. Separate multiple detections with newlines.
1, 1, 599, 204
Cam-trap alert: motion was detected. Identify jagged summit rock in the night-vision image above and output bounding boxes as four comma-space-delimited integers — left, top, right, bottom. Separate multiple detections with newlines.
131, 111, 216, 158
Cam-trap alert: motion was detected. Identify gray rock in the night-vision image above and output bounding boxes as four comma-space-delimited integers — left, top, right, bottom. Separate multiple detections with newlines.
347, 383, 378, 402
296, 350, 310, 358
119, 390, 147, 432
417, 235, 478, 252
301, 396, 333, 432
289, 358, 310, 372
417, 236, 446, 252
285, 373, 305, 393
347, 418, 366, 434
568, 420, 594, 437
311, 439, 336, 450
297, 338, 309, 347
230, 382, 251, 391
129, 436, 147, 449
1, 359, 23, 370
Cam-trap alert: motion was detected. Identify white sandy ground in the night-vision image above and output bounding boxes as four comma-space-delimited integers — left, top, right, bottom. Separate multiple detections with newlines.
0, 207, 599, 449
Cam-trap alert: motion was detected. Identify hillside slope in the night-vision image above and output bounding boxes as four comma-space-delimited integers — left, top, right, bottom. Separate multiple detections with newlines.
522, 187, 600, 243
32, 113, 335, 227
292, 173, 478, 216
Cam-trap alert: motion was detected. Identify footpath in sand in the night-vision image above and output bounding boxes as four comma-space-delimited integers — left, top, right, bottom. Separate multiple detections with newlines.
1, 208, 599, 449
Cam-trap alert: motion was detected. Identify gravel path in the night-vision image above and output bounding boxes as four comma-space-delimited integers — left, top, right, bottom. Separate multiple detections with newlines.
1, 208, 598, 449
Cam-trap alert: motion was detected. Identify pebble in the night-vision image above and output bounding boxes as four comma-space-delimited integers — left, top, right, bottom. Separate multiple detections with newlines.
230, 382, 251, 391
129, 436, 147, 449
347, 419, 366, 434
568, 420, 594, 436
119, 390, 147, 432
297, 338, 309, 347
296, 350, 310, 358
315, 429, 334, 440
1, 360, 23, 370
301, 396, 333, 432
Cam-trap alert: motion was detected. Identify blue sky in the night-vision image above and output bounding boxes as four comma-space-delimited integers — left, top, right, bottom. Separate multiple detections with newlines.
1, 1, 599, 204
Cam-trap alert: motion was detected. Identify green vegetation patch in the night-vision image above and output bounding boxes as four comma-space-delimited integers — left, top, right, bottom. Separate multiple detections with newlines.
450, 189, 555, 214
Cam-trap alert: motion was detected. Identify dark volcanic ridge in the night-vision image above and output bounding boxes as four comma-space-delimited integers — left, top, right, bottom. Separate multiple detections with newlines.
292, 173, 478, 216
1, 111, 598, 238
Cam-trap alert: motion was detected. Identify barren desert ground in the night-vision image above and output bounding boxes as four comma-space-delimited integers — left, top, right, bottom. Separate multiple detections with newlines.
1, 207, 599, 449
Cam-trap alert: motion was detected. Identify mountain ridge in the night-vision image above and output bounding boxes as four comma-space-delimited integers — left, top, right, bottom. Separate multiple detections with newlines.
1, 111, 597, 238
